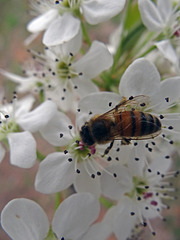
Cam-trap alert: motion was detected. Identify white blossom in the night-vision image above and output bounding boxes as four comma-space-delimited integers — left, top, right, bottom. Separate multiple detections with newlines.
0, 40, 113, 112
100, 152, 178, 239
138, 0, 180, 66
26, 0, 126, 46
1, 193, 100, 240
0, 94, 57, 168
35, 96, 122, 197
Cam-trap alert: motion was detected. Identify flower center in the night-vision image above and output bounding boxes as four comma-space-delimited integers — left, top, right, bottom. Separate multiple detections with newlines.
0, 113, 19, 141
125, 176, 147, 199
55, 0, 82, 16
56, 55, 82, 85
69, 137, 96, 163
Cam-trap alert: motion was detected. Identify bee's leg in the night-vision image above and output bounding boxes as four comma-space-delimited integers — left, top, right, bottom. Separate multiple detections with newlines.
102, 140, 114, 157
121, 138, 131, 145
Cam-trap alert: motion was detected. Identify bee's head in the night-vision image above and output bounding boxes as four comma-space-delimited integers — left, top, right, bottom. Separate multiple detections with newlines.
80, 123, 95, 146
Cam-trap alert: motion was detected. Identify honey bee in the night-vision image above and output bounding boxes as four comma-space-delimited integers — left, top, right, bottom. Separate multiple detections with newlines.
80, 95, 162, 155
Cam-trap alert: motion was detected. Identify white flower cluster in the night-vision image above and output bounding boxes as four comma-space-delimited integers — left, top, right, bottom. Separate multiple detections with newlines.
0, 0, 180, 240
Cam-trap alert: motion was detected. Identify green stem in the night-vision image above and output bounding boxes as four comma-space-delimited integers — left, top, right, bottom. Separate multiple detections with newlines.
99, 196, 113, 209
55, 192, 62, 210
81, 20, 91, 47
36, 150, 46, 161
110, 0, 132, 74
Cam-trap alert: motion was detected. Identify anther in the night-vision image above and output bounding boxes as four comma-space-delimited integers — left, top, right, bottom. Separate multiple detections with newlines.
109, 102, 112, 107
91, 174, 95, 179
159, 114, 164, 119
140, 103, 146, 107
64, 150, 68, 154
79, 72, 83, 76
68, 125, 73, 129
130, 212, 135, 216
68, 158, 72, 162
165, 97, 169, 102
113, 173, 117, 178
76, 169, 80, 174
134, 157, 139, 161
107, 156, 112, 161
5, 115, 9, 119
129, 96, 134, 100
168, 126, 173, 130
60, 133, 63, 138
97, 171, 101, 176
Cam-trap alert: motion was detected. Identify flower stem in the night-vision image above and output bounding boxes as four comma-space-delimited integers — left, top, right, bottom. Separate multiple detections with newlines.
81, 20, 91, 47
36, 150, 46, 161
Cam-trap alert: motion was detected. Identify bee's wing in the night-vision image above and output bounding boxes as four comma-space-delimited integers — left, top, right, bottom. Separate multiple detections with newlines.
99, 95, 150, 119
114, 95, 150, 112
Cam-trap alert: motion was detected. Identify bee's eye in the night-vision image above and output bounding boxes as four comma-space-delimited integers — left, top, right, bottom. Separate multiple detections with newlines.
80, 125, 94, 146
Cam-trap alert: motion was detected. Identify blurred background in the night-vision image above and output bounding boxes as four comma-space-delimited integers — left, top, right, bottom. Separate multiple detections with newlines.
0, 1, 180, 240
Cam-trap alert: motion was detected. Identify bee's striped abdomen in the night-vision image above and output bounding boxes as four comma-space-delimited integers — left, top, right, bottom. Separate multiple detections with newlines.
116, 111, 161, 137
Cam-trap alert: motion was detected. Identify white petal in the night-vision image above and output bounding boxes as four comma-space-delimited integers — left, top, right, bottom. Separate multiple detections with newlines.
35, 152, 76, 193
1, 198, 49, 240
101, 164, 133, 200
27, 9, 59, 32
81, 206, 115, 240
0, 143, 6, 163
157, 0, 172, 22
40, 111, 73, 146
15, 95, 35, 118
113, 199, 138, 240
74, 163, 101, 197
156, 76, 180, 111
73, 41, 113, 80
119, 58, 161, 98
18, 100, 57, 132
138, 0, 164, 31
52, 193, 100, 240
71, 78, 99, 98
0, 69, 34, 84
155, 40, 179, 65
58, 27, 82, 56
82, 0, 126, 24
24, 32, 41, 46
7, 131, 36, 168
43, 14, 80, 46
